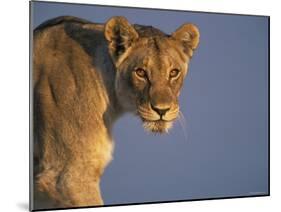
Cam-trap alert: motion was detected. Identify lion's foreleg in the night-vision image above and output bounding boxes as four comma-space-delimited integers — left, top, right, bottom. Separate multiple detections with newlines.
56, 161, 104, 207
55, 135, 113, 207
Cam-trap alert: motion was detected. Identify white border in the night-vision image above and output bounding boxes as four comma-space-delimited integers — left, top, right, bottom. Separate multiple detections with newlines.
0, 0, 279, 212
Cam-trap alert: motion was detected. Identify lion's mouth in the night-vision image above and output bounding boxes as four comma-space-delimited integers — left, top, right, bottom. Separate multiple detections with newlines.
137, 105, 179, 133
141, 119, 173, 133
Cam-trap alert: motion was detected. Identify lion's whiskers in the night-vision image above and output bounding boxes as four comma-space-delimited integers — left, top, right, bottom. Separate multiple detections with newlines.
178, 110, 189, 141
138, 110, 159, 121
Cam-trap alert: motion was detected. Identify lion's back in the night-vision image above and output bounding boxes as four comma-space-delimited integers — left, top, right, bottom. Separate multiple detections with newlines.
33, 16, 99, 87
33, 16, 109, 110
33, 17, 112, 151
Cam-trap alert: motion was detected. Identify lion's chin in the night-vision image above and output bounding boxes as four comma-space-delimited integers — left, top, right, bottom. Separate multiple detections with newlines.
142, 120, 173, 134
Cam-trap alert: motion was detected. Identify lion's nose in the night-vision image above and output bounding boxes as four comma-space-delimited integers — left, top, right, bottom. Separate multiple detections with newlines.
151, 104, 171, 116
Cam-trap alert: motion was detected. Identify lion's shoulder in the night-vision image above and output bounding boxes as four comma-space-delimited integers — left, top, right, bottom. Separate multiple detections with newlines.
33, 16, 113, 110
34, 16, 93, 32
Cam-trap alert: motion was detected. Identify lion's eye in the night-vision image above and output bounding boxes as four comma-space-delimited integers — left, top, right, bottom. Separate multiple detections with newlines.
135, 68, 146, 78
169, 69, 180, 78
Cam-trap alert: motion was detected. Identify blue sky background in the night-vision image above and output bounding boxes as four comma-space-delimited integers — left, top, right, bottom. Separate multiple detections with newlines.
31, 1, 269, 206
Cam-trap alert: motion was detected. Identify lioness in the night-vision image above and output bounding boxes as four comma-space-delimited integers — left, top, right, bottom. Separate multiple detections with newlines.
32, 16, 199, 209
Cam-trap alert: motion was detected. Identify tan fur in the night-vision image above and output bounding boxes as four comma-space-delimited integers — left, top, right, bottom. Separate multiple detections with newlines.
33, 16, 199, 209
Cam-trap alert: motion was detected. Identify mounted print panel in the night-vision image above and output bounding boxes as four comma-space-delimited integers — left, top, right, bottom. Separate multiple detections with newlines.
30, 1, 269, 211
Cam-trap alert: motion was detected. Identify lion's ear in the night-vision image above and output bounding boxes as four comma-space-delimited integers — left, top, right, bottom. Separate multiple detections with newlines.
171, 23, 200, 56
105, 16, 138, 62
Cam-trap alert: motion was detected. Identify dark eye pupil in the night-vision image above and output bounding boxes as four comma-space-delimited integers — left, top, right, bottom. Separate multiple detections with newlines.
170, 69, 179, 77
136, 68, 146, 77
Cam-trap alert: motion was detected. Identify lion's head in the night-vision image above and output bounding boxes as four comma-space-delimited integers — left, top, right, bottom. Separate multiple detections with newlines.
104, 16, 200, 133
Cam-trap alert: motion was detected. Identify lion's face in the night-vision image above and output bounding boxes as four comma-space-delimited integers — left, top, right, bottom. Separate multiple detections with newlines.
105, 17, 200, 133
114, 38, 189, 133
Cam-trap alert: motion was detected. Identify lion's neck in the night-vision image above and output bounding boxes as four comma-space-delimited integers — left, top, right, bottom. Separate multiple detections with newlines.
65, 24, 126, 132
93, 49, 125, 133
